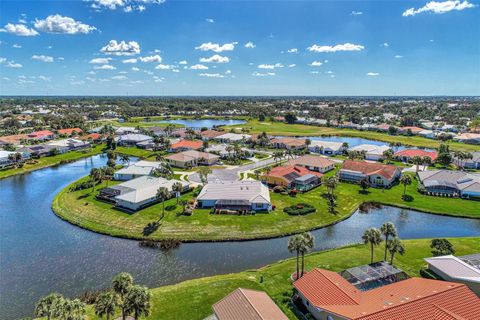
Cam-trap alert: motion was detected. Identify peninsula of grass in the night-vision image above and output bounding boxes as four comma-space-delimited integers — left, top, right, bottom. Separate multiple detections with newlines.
80, 237, 479, 320
0, 144, 105, 180
228, 120, 480, 153
52, 171, 480, 242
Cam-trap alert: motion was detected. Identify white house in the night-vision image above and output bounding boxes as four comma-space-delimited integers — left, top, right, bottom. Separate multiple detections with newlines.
350, 144, 390, 161
113, 160, 162, 181
308, 140, 344, 155
213, 133, 251, 143
115, 127, 139, 135
48, 138, 90, 150
116, 134, 153, 146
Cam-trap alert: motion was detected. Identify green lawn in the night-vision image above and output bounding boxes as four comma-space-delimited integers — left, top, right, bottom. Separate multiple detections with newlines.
0, 144, 105, 180
229, 120, 480, 152
81, 237, 479, 320
115, 146, 166, 160
52, 170, 480, 241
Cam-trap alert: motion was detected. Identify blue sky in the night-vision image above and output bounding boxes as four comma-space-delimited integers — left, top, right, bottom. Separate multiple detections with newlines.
0, 0, 479, 96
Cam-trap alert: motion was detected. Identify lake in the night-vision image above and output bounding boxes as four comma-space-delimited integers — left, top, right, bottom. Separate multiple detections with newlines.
0, 155, 478, 318
157, 118, 246, 128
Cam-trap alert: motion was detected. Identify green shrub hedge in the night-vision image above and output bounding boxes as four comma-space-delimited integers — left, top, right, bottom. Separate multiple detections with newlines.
283, 203, 316, 215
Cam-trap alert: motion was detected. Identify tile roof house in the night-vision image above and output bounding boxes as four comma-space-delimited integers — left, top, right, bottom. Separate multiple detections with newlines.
262, 165, 323, 188
205, 143, 252, 158
398, 126, 425, 134
454, 133, 480, 145
211, 288, 288, 320
425, 254, 480, 296
80, 133, 103, 142
286, 154, 336, 173
17, 144, 69, 157
350, 144, 391, 161
308, 140, 345, 155
165, 150, 219, 168
27, 130, 55, 141
0, 134, 29, 146
270, 137, 306, 150
57, 128, 83, 136
339, 160, 401, 187
200, 129, 225, 140
418, 170, 480, 199
394, 149, 438, 162
168, 139, 203, 152
294, 268, 480, 320
197, 181, 272, 212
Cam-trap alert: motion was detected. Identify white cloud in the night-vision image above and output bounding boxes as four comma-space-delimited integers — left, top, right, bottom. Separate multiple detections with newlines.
403, 1, 475, 16
189, 64, 208, 70
139, 54, 162, 63
38, 75, 51, 81
199, 73, 224, 78
195, 42, 237, 53
287, 48, 298, 53
155, 64, 176, 70
131, 67, 140, 71
178, 60, 188, 65
252, 71, 275, 77
245, 41, 256, 49
34, 15, 96, 34
199, 54, 230, 63
122, 58, 137, 63
6, 61, 22, 68
0, 58, 7, 63
112, 75, 127, 80
90, 0, 166, 12
326, 70, 334, 74
310, 61, 323, 67
94, 64, 116, 70
351, 11, 363, 15
311, 71, 319, 74
307, 43, 365, 53
101, 40, 140, 56
57, 57, 64, 61
258, 63, 284, 69
89, 57, 112, 64
383, 42, 389, 47
153, 76, 164, 82
205, 18, 214, 23
0, 23, 38, 36
366, 72, 380, 76
288, 64, 296, 68
12, 44, 22, 48
394, 55, 403, 58
225, 70, 231, 74
32, 54, 54, 63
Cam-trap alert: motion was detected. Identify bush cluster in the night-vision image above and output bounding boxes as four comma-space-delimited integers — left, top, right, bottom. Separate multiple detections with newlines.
283, 203, 316, 215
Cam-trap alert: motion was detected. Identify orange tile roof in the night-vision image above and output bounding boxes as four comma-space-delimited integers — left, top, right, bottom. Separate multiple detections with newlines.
57, 128, 82, 135
394, 149, 438, 161
200, 130, 225, 139
294, 268, 480, 320
170, 139, 203, 150
266, 165, 323, 181
0, 134, 29, 144
28, 130, 54, 138
271, 137, 306, 147
80, 133, 102, 141
342, 160, 399, 180
399, 126, 424, 133
287, 154, 336, 169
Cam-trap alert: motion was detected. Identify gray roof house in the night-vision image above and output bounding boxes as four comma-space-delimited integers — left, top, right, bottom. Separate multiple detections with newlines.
456, 152, 480, 169
116, 133, 153, 146
418, 170, 480, 199
197, 181, 271, 212
113, 160, 163, 181
424, 254, 480, 296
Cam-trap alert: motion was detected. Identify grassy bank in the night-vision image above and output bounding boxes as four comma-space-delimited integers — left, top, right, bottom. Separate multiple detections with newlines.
229, 120, 480, 152
0, 144, 105, 180
80, 237, 479, 319
52, 170, 480, 241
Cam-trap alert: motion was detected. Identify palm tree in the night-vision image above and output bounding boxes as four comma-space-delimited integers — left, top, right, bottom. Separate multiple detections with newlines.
422, 156, 432, 167
198, 166, 212, 186
380, 222, 397, 261
383, 149, 394, 164
254, 169, 262, 180
124, 285, 151, 320
362, 227, 382, 263
387, 237, 406, 265
400, 174, 412, 198
94, 291, 117, 320
113, 272, 133, 320
62, 298, 86, 320
412, 155, 423, 172
299, 232, 315, 277
179, 199, 188, 213
225, 145, 233, 159
341, 142, 349, 154
156, 187, 170, 220
172, 182, 183, 204
35, 293, 63, 320
324, 176, 338, 197
120, 154, 130, 166
288, 235, 303, 280
89, 168, 102, 193
7, 152, 22, 168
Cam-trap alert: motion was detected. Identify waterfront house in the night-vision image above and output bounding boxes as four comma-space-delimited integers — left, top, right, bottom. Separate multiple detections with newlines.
165, 150, 219, 168
0, 134, 29, 146
116, 134, 153, 146
27, 130, 55, 141
98, 175, 190, 211
197, 180, 272, 212
48, 138, 90, 150
17, 144, 68, 157
113, 160, 162, 180
80, 133, 103, 143
293, 267, 480, 320
57, 128, 83, 137
168, 139, 203, 152
0, 150, 30, 168
339, 160, 401, 187
398, 126, 425, 135
211, 288, 288, 320
270, 137, 306, 150
350, 144, 390, 161
454, 133, 480, 144
417, 170, 480, 198
394, 149, 438, 163
262, 165, 322, 188
458, 152, 480, 169
308, 140, 345, 155
424, 254, 480, 297
286, 154, 336, 173
200, 129, 225, 141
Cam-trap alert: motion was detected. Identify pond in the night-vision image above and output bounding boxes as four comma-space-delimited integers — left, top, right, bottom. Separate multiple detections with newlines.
301, 136, 433, 151
1, 156, 478, 318
157, 118, 246, 128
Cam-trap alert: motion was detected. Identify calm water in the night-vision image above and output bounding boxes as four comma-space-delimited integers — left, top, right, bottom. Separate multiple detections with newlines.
303, 136, 433, 151
1, 156, 479, 319
158, 118, 246, 128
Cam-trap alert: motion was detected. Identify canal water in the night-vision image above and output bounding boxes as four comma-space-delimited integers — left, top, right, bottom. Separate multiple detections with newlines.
157, 118, 246, 128
1, 155, 479, 319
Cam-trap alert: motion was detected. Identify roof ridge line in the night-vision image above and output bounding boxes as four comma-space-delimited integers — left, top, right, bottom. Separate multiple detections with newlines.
315, 269, 360, 305
239, 288, 264, 320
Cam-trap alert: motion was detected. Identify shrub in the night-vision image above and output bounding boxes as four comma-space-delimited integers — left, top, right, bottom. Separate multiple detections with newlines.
273, 186, 285, 193
283, 203, 316, 215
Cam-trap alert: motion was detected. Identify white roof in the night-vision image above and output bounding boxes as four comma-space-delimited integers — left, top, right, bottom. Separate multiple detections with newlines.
424, 255, 480, 284
115, 176, 189, 203
197, 180, 270, 204
115, 160, 162, 176
309, 140, 344, 150
215, 133, 251, 141
117, 134, 152, 143
48, 138, 85, 148
0, 150, 15, 158
351, 144, 390, 155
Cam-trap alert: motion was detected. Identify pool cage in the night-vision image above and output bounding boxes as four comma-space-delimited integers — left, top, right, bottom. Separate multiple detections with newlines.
340, 261, 410, 291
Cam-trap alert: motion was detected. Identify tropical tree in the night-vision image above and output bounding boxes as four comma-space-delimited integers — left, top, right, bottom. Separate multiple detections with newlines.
383, 149, 394, 164
387, 238, 406, 265
400, 174, 412, 198
430, 238, 455, 256
112, 272, 133, 320
380, 222, 397, 261
288, 235, 303, 280
273, 151, 284, 164
94, 291, 118, 320
7, 152, 22, 168
179, 199, 188, 213
362, 227, 382, 263
35, 293, 63, 320
254, 169, 262, 180
124, 285, 151, 320
299, 232, 315, 277
89, 168, 102, 193
156, 186, 170, 219
341, 142, 349, 153
225, 145, 233, 159
422, 156, 432, 167
120, 154, 130, 166
198, 166, 212, 186
412, 155, 423, 172
172, 182, 183, 204
323, 176, 338, 197
360, 178, 370, 193
61, 298, 85, 320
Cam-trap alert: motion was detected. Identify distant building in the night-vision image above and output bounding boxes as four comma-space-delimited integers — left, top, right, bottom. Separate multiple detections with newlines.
113, 160, 162, 181
350, 144, 390, 161
454, 133, 480, 145
168, 139, 203, 152
165, 150, 219, 168
205, 144, 252, 159
115, 127, 138, 135
17, 144, 68, 157
339, 160, 401, 187
270, 137, 306, 150
27, 130, 55, 141
457, 152, 480, 169
48, 138, 90, 150
57, 128, 83, 136
116, 134, 153, 146
394, 149, 438, 163
286, 154, 336, 173
213, 133, 251, 143
308, 140, 345, 155
262, 165, 322, 189
200, 129, 225, 140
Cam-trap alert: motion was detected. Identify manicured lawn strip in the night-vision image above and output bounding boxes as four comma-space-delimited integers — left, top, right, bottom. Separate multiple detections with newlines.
115, 146, 165, 160
53, 170, 480, 241
82, 237, 479, 320
229, 120, 480, 152
0, 144, 106, 180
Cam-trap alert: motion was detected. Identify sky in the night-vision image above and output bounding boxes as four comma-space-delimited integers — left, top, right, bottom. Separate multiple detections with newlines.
0, 0, 479, 96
